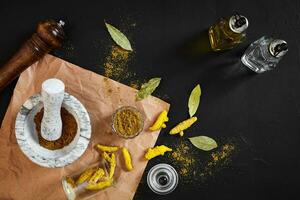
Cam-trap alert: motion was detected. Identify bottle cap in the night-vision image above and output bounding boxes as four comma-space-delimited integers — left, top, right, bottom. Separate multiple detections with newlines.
147, 163, 178, 195
229, 13, 249, 33
269, 39, 288, 57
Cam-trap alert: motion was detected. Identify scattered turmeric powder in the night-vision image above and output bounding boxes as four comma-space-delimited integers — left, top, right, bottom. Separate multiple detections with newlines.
167, 141, 236, 183
103, 45, 132, 81
145, 145, 172, 160
199, 143, 235, 180
169, 117, 197, 136
149, 110, 169, 131
103, 43, 144, 91
167, 140, 196, 179
208, 144, 235, 167
130, 79, 145, 90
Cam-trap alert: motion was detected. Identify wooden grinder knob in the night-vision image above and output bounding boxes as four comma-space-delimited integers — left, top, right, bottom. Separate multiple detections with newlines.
0, 19, 65, 91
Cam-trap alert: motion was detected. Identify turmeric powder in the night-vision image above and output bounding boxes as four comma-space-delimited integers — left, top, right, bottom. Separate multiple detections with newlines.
167, 140, 196, 179
113, 107, 143, 138
35, 108, 77, 150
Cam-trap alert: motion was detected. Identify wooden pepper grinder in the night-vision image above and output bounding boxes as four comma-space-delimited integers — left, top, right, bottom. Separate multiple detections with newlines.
0, 19, 65, 91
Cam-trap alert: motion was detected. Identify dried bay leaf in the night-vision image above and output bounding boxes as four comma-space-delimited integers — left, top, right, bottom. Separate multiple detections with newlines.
136, 78, 161, 101
189, 136, 217, 151
188, 84, 201, 117
105, 22, 133, 51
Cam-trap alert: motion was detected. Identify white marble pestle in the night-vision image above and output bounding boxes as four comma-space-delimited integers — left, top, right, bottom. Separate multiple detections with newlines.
41, 78, 65, 141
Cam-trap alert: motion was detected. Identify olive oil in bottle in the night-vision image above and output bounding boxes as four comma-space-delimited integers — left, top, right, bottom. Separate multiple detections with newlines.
208, 13, 249, 51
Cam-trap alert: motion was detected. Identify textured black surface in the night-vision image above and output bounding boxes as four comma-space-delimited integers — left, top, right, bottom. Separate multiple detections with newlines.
1, 1, 300, 200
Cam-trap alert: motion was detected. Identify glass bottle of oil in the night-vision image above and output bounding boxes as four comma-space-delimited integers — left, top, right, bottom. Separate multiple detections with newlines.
208, 13, 249, 51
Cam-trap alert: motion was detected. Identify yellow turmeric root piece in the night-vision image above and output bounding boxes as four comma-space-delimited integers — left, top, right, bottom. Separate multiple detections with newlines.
122, 147, 133, 171
179, 131, 184, 137
85, 179, 113, 190
66, 177, 76, 188
149, 110, 169, 131
144, 145, 172, 160
96, 144, 119, 152
76, 167, 96, 185
103, 152, 116, 179
108, 153, 116, 178
102, 152, 112, 162
88, 168, 105, 185
169, 117, 197, 136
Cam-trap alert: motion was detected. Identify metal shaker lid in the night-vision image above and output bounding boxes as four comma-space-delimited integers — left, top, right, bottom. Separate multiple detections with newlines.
147, 163, 178, 195
229, 13, 249, 33
269, 39, 288, 57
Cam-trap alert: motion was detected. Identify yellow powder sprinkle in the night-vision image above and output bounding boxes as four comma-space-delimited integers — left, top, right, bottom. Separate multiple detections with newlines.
167, 141, 236, 184
199, 143, 235, 180
129, 80, 141, 90
167, 141, 196, 179
103, 45, 144, 91
208, 144, 234, 166
129, 79, 147, 90
130, 83, 139, 90
103, 45, 132, 81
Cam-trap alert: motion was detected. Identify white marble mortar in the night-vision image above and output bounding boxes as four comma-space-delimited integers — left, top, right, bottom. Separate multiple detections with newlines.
15, 92, 91, 168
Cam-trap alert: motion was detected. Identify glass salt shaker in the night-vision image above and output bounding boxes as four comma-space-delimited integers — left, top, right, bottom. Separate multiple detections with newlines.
241, 36, 288, 73
147, 163, 178, 195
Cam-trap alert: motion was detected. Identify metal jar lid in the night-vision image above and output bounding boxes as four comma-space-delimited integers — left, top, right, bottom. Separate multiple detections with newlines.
269, 39, 288, 57
147, 163, 178, 195
229, 14, 249, 33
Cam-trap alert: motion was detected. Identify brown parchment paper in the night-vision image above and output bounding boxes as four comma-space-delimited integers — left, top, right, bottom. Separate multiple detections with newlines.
0, 54, 169, 200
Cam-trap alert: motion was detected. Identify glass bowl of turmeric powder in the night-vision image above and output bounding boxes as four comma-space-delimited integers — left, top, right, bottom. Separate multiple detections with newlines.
112, 106, 144, 139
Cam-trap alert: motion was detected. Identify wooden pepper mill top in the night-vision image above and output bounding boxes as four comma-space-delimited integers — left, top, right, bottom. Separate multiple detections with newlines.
0, 19, 65, 91
35, 19, 65, 51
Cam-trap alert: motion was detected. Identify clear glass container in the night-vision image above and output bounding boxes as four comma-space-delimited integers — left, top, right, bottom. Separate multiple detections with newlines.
62, 159, 113, 200
241, 36, 288, 73
111, 106, 144, 139
147, 163, 178, 195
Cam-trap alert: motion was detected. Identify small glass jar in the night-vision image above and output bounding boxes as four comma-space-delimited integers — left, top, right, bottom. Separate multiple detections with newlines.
111, 106, 144, 139
147, 163, 178, 195
62, 160, 112, 200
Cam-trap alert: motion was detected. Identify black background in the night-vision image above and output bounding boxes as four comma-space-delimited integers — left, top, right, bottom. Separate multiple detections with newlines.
1, 0, 300, 200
